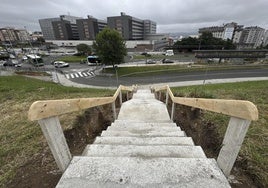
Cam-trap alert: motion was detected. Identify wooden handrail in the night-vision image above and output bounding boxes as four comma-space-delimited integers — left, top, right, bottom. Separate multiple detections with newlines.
28, 85, 136, 172
154, 85, 258, 121
28, 85, 136, 121
153, 85, 258, 177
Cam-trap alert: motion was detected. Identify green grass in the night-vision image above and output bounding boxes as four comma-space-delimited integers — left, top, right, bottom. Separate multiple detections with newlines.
0, 76, 114, 186
1, 76, 267, 186
171, 80, 268, 187
104, 64, 268, 77
56, 55, 87, 63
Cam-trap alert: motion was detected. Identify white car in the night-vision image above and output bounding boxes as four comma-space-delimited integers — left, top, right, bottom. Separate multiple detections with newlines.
54, 61, 69, 68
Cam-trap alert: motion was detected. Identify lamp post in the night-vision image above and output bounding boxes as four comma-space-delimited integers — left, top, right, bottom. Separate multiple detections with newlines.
115, 65, 119, 86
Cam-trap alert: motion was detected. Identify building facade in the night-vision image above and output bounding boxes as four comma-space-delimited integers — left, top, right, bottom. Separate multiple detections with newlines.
199, 23, 268, 49
0, 27, 30, 43
143, 20, 157, 35
76, 16, 107, 40
263, 30, 268, 46
108, 12, 156, 40
39, 17, 60, 40
199, 22, 244, 42
52, 20, 73, 40
39, 15, 81, 40
239, 26, 265, 48
199, 26, 224, 39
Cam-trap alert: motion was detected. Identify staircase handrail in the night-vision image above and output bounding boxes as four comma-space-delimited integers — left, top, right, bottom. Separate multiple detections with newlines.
152, 85, 258, 177
28, 85, 136, 121
28, 85, 136, 172
152, 85, 258, 121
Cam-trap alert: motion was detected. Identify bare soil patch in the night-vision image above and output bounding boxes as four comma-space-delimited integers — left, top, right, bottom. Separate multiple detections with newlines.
171, 103, 260, 188
6, 103, 115, 188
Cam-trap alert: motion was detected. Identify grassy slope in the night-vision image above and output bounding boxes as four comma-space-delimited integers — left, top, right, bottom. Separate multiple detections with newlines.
0, 76, 114, 185
171, 80, 268, 187
0, 76, 267, 186
56, 55, 87, 62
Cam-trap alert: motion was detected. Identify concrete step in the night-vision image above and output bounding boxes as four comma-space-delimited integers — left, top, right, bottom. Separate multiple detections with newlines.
132, 89, 155, 99
93, 136, 195, 146
118, 100, 171, 122
101, 130, 186, 137
83, 145, 206, 158
112, 121, 177, 127
56, 157, 230, 188
107, 126, 181, 132
114, 119, 173, 124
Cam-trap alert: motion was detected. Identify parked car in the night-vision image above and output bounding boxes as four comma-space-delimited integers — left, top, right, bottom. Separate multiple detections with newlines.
146, 59, 156, 64
0, 60, 6, 66
141, 52, 152, 57
53, 61, 69, 68
3, 59, 21, 67
162, 59, 174, 64
22, 56, 28, 61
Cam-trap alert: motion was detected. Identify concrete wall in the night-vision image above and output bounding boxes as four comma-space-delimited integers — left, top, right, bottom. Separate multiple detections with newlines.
46, 40, 153, 49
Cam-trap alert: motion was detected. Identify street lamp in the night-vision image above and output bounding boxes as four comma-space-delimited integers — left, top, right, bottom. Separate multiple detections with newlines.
115, 65, 119, 86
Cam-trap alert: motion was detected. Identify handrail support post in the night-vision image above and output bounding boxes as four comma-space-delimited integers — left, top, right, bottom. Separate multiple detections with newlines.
217, 117, 251, 177
119, 90, 123, 106
171, 102, 175, 121
112, 101, 117, 120
38, 117, 72, 172
165, 90, 169, 106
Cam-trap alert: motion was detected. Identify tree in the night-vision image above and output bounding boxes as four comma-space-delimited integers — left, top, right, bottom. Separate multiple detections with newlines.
173, 32, 236, 51
76, 43, 91, 56
93, 28, 127, 68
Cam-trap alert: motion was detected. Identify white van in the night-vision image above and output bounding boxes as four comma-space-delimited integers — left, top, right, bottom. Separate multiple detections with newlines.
165, 50, 174, 56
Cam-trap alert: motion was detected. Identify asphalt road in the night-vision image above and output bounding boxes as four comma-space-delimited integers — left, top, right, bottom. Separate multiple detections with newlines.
70, 68, 268, 87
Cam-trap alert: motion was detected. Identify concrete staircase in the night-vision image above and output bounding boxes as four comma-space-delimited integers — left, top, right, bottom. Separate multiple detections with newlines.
56, 89, 230, 187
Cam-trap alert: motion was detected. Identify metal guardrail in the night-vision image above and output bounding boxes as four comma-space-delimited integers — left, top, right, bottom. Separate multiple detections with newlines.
152, 85, 258, 177
28, 85, 137, 171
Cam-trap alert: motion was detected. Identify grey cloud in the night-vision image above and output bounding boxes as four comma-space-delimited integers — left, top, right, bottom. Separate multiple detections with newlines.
0, 0, 267, 33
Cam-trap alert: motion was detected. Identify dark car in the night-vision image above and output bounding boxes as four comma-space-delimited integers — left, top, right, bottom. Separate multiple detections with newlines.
3, 59, 21, 67
141, 52, 152, 57
162, 59, 174, 64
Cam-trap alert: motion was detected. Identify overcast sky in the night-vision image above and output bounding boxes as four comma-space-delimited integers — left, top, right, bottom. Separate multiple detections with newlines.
0, 0, 267, 33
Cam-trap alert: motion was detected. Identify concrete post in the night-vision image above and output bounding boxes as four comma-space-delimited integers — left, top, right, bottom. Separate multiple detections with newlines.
38, 117, 72, 172
165, 91, 169, 106
217, 117, 251, 177
171, 102, 175, 121
112, 101, 117, 120
119, 90, 123, 106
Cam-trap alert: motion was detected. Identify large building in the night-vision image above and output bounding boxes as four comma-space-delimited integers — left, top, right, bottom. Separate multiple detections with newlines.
263, 30, 268, 46
52, 20, 74, 40
239, 26, 265, 48
0, 27, 30, 43
143, 20, 157, 35
199, 23, 268, 49
108, 12, 156, 40
39, 17, 60, 40
39, 15, 81, 40
39, 13, 158, 46
199, 26, 224, 39
199, 22, 243, 42
76, 15, 107, 40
